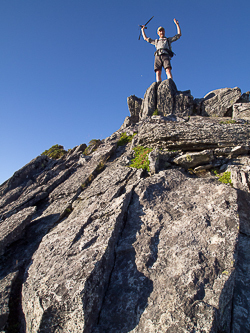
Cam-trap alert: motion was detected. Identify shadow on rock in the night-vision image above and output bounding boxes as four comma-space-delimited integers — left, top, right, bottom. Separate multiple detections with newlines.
229, 189, 250, 332
0, 213, 60, 333
210, 189, 250, 332
91, 192, 153, 333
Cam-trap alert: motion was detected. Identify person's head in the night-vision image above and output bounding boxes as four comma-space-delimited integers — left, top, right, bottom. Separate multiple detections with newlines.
157, 27, 165, 38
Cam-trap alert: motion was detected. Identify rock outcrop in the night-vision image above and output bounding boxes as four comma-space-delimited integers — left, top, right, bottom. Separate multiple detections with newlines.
1, 80, 250, 333
233, 103, 250, 121
137, 79, 194, 120
201, 87, 242, 117
128, 79, 248, 122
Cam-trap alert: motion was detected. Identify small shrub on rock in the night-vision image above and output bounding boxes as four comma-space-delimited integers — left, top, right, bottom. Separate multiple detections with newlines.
84, 139, 101, 155
117, 132, 136, 146
219, 120, 236, 125
218, 171, 233, 186
129, 146, 152, 171
41, 144, 67, 159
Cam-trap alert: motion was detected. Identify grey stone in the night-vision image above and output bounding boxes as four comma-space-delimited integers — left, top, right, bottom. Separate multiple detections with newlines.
148, 149, 160, 174
1, 155, 50, 194
231, 234, 250, 332
139, 80, 194, 120
0, 92, 250, 332
174, 90, 194, 116
140, 82, 158, 119
119, 115, 139, 130
84, 139, 102, 155
201, 87, 242, 117
138, 116, 250, 151
93, 170, 239, 333
0, 271, 18, 330
74, 143, 87, 154
194, 164, 213, 172
0, 207, 36, 255
239, 91, 250, 103
157, 79, 177, 116
173, 150, 213, 169
233, 103, 250, 121
119, 116, 132, 129
22, 166, 141, 333
127, 95, 143, 123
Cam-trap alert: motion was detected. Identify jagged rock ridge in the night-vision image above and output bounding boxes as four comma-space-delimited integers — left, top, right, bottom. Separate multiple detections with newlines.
0, 80, 250, 333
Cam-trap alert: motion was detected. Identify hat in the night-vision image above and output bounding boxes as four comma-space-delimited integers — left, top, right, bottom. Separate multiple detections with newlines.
157, 26, 165, 32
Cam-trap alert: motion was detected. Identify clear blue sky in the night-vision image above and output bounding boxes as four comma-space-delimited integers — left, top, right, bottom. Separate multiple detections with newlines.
0, 0, 249, 185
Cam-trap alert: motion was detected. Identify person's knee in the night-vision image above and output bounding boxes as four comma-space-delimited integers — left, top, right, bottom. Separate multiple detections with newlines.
156, 70, 162, 82
165, 67, 173, 79
165, 67, 171, 74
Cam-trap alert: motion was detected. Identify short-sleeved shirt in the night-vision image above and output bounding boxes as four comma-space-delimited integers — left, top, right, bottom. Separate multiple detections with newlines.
147, 34, 181, 56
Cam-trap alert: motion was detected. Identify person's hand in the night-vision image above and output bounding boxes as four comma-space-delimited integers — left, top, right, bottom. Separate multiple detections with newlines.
141, 25, 146, 30
174, 19, 179, 26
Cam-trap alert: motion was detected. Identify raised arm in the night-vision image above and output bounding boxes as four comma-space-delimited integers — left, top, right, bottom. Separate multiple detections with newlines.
141, 25, 149, 41
174, 19, 182, 36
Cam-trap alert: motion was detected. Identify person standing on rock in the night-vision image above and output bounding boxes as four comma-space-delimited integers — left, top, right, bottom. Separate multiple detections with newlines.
141, 19, 181, 82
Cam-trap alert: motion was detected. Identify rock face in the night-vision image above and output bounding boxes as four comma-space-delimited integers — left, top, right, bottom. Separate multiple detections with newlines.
233, 103, 250, 121
127, 95, 143, 123
139, 80, 194, 119
128, 80, 248, 122
1, 83, 250, 333
201, 87, 242, 117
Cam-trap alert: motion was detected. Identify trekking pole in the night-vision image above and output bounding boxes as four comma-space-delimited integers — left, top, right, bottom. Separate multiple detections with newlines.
138, 16, 154, 40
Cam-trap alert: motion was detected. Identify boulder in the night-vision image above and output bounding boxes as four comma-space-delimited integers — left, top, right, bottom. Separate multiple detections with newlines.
239, 91, 250, 103
157, 79, 178, 116
173, 150, 213, 169
138, 116, 250, 151
119, 116, 133, 130
127, 95, 143, 123
139, 82, 158, 119
74, 143, 87, 154
148, 149, 160, 174
2, 155, 50, 194
0, 207, 36, 255
233, 103, 250, 121
139, 80, 194, 120
201, 87, 241, 117
174, 90, 194, 116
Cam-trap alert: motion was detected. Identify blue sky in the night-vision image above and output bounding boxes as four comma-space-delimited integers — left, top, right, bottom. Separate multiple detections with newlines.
0, 0, 249, 185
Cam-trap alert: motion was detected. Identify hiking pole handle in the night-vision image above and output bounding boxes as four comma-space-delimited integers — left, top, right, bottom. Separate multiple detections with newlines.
139, 25, 147, 29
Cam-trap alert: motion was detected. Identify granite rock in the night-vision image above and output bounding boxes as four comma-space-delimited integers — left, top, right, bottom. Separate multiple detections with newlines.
233, 103, 250, 122
0, 87, 250, 332
201, 87, 242, 117
127, 95, 143, 123
140, 82, 158, 119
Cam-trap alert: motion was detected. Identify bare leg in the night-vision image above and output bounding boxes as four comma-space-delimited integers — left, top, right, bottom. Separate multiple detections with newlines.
165, 67, 173, 79
156, 70, 162, 82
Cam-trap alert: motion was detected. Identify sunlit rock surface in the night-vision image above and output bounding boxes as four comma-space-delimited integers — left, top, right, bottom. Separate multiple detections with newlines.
0, 81, 250, 332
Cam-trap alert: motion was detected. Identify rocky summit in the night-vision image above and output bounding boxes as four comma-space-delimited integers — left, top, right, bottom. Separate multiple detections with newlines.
1, 79, 250, 333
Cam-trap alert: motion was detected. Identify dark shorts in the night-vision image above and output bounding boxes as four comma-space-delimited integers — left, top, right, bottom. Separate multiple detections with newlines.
154, 54, 172, 72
